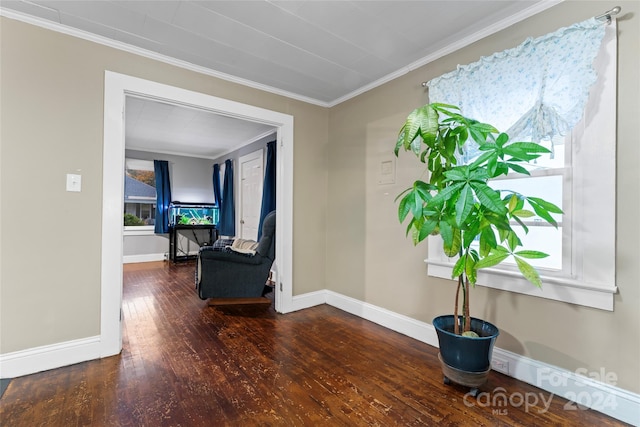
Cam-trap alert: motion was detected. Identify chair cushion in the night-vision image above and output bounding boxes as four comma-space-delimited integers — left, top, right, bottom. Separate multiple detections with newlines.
227, 238, 259, 255
212, 237, 234, 251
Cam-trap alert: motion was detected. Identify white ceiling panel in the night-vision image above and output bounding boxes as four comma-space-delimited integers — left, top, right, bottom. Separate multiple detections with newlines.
197, 1, 370, 67
113, 0, 181, 23
125, 97, 276, 159
1, 0, 558, 157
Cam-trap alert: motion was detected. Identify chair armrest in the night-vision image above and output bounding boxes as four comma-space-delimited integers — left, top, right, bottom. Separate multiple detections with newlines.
199, 250, 265, 266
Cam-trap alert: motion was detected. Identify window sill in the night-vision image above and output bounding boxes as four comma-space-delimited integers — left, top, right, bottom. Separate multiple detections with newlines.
425, 258, 617, 311
123, 226, 156, 236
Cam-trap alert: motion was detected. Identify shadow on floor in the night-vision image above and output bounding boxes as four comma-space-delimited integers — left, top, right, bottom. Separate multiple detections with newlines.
0, 378, 11, 398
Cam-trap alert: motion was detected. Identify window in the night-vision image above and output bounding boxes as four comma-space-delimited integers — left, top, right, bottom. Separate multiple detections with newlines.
425, 19, 617, 310
124, 158, 156, 232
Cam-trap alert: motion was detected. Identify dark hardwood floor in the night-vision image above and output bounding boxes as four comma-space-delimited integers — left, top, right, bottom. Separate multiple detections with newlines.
0, 261, 629, 426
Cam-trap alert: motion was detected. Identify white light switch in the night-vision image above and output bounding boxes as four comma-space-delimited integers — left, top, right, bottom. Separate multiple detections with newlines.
66, 174, 82, 192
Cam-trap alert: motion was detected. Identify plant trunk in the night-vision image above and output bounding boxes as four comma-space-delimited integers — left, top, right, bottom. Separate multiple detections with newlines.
464, 276, 471, 333
454, 275, 462, 335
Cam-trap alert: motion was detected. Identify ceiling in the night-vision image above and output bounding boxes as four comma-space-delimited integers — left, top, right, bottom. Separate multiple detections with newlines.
125, 96, 276, 159
1, 0, 554, 158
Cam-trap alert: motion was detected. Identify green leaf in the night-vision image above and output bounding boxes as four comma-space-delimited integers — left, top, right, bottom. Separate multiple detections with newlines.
452, 255, 466, 279
393, 186, 412, 203
458, 128, 469, 148
462, 218, 480, 249
514, 250, 549, 259
478, 142, 498, 152
411, 189, 424, 219
471, 122, 499, 134
414, 180, 435, 199
495, 133, 509, 147
395, 126, 406, 156
508, 194, 518, 212
528, 199, 560, 227
442, 226, 461, 258
512, 215, 529, 234
479, 227, 497, 257
443, 168, 467, 182
405, 218, 415, 237
494, 162, 509, 177
468, 167, 489, 182
402, 109, 421, 149
503, 142, 550, 161
442, 129, 459, 158
468, 151, 495, 170
487, 155, 498, 176
515, 257, 543, 288
506, 162, 531, 175
528, 197, 563, 214
431, 103, 461, 115
506, 141, 551, 154
475, 247, 510, 269
417, 220, 438, 242
469, 182, 507, 215
512, 209, 535, 218
439, 220, 453, 251
484, 212, 511, 231
506, 230, 522, 251
428, 182, 465, 206
418, 104, 439, 146
469, 127, 487, 145
398, 192, 413, 222
410, 136, 422, 156
455, 184, 474, 226
465, 255, 477, 284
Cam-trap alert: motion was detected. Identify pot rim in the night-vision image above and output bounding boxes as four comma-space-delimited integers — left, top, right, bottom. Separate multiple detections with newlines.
433, 314, 499, 340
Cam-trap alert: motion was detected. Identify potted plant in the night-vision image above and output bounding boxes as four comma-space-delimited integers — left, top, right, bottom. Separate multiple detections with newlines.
394, 103, 562, 393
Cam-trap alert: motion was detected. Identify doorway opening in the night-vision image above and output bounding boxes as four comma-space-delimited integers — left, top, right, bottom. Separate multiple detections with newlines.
101, 71, 294, 357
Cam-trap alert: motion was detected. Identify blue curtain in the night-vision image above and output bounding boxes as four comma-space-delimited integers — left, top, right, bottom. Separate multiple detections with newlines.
153, 160, 172, 234
218, 159, 235, 236
257, 140, 276, 238
212, 163, 222, 207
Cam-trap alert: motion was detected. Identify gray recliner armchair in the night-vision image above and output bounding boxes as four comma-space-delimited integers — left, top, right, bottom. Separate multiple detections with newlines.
196, 211, 276, 300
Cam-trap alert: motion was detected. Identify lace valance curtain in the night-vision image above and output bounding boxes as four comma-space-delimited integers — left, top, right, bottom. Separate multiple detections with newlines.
427, 18, 607, 145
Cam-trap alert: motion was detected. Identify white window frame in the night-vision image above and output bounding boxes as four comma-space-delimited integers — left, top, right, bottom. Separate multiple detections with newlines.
425, 23, 617, 311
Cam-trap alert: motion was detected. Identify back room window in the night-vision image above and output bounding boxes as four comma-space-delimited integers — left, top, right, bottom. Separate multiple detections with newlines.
124, 158, 156, 227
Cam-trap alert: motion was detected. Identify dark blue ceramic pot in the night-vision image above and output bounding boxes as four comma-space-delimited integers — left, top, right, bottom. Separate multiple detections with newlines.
433, 315, 499, 373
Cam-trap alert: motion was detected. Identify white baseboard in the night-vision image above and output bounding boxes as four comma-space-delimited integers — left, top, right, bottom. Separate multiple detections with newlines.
290, 290, 327, 312
325, 290, 439, 347
316, 290, 639, 426
123, 253, 165, 264
123, 250, 202, 264
0, 336, 102, 379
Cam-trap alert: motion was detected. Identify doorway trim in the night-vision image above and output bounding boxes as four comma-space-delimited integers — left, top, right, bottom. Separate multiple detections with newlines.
101, 71, 294, 357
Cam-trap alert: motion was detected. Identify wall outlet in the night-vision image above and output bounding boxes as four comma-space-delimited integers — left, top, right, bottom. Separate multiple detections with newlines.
492, 356, 510, 374
66, 173, 82, 192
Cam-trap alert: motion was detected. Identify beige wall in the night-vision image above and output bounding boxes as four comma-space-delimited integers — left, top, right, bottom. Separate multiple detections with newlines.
327, 1, 640, 393
0, 17, 328, 353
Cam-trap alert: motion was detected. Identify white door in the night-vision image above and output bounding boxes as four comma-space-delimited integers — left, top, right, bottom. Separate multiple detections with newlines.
238, 150, 264, 241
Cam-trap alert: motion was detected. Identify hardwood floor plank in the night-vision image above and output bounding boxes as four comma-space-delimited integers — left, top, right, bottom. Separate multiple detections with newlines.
0, 260, 630, 426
